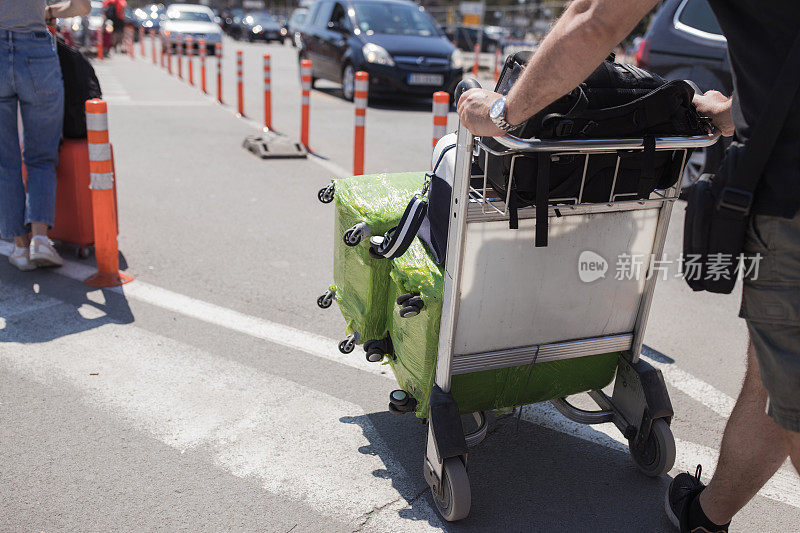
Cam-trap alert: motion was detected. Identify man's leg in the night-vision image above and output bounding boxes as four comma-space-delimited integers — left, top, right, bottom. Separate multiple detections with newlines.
698, 342, 790, 525
787, 430, 800, 475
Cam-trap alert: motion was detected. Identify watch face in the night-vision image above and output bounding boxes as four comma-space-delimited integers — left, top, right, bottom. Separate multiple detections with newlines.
489, 97, 505, 121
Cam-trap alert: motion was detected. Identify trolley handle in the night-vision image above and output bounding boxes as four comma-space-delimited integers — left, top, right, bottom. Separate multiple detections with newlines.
452, 79, 720, 153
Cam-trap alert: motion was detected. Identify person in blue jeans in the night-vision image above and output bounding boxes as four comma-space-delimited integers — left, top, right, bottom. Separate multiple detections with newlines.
0, 0, 90, 271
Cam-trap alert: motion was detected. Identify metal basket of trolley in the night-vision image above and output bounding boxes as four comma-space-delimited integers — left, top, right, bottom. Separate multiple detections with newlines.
419, 79, 719, 521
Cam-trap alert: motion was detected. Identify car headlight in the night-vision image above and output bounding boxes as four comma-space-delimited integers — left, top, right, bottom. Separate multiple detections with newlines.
362, 43, 394, 66
253, 25, 262, 33
450, 49, 464, 70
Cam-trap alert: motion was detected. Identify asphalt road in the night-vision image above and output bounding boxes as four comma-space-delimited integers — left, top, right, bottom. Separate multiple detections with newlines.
1, 37, 798, 532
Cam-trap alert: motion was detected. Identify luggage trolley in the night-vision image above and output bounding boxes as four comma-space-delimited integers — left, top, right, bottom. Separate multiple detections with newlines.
423, 81, 719, 521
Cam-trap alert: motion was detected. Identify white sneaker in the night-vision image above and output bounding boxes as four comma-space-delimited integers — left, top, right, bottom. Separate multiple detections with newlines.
29, 237, 63, 267
8, 246, 37, 272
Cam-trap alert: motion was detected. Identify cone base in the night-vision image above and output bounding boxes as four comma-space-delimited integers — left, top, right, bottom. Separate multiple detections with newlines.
84, 271, 135, 288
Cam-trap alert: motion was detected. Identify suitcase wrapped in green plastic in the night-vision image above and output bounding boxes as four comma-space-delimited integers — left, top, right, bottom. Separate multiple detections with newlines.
332, 172, 426, 344
387, 238, 620, 419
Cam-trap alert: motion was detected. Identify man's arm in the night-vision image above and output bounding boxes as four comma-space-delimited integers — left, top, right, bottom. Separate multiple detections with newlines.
457, 0, 658, 136
47, 0, 92, 23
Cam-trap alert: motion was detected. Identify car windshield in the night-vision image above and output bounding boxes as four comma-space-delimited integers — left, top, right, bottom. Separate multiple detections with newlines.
245, 13, 277, 25
168, 10, 212, 22
353, 3, 440, 37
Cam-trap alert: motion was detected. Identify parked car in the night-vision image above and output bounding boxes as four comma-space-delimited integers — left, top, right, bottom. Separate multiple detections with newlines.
446, 25, 502, 53
162, 4, 222, 55
637, 0, 731, 187
287, 7, 308, 48
297, 0, 464, 101
243, 12, 285, 43
222, 8, 247, 40
137, 3, 165, 34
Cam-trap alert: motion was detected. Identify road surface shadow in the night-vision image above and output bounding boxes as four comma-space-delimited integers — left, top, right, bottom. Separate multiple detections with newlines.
341, 407, 675, 532
0, 260, 134, 344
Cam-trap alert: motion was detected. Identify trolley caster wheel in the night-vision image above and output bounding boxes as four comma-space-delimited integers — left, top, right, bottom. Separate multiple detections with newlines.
317, 289, 335, 309
628, 419, 676, 477
432, 457, 471, 522
343, 222, 370, 247
338, 334, 357, 354
317, 183, 335, 203
388, 389, 417, 414
76, 246, 93, 259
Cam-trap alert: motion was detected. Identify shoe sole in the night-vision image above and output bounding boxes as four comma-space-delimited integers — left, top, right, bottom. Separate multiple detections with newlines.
30, 254, 63, 268
664, 486, 680, 529
10, 261, 37, 272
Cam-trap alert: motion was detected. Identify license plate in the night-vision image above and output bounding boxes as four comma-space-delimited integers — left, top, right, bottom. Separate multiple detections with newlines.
407, 73, 444, 86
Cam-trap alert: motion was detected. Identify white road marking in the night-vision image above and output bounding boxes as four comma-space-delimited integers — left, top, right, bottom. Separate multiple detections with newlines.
2, 246, 798, 513
0, 321, 441, 532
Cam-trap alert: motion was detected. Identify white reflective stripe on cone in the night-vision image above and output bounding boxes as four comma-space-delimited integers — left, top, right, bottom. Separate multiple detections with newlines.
433, 125, 446, 139
88, 143, 111, 161
432, 102, 449, 116
354, 97, 367, 108
264, 82, 271, 90
89, 172, 114, 190
302, 95, 310, 105
86, 113, 108, 131
355, 115, 365, 127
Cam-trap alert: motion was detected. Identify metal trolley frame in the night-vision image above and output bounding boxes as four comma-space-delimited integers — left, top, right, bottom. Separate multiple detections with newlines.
422, 117, 718, 521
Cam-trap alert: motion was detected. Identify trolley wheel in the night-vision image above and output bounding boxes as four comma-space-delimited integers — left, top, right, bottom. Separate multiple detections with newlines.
338, 338, 355, 354
366, 351, 383, 363
76, 246, 93, 259
433, 457, 471, 522
628, 419, 676, 477
396, 293, 414, 306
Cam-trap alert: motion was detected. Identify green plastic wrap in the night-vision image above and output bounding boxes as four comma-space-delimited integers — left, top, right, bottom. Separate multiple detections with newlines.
388, 238, 620, 418
333, 172, 426, 343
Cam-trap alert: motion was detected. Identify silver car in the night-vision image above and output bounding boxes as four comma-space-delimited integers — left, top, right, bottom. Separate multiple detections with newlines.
162, 4, 222, 55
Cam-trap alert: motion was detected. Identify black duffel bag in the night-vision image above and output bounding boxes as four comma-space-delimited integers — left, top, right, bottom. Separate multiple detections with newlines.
481, 52, 708, 246
57, 37, 102, 139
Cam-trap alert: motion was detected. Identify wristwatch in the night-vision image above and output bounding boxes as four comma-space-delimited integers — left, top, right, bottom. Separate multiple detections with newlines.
489, 96, 515, 132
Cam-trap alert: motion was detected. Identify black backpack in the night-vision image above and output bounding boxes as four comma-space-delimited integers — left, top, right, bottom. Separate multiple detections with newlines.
480, 52, 709, 245
57, 38, 102, 139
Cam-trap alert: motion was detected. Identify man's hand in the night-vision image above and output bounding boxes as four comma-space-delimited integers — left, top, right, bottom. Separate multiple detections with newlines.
456, 88, 506, 137
693, 90, 734, 137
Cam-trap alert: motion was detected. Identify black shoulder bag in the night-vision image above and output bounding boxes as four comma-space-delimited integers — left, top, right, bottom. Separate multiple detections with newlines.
683, 33, 800, 293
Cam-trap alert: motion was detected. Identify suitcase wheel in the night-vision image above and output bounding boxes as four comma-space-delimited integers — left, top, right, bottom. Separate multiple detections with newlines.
388, 389, 417, 414
343, 222, 370, 247
317, 289, 336, 309
364, 336, 393, 362
398, 294, 424, 318
317, 183, 335, 203
338, 333, 358, 354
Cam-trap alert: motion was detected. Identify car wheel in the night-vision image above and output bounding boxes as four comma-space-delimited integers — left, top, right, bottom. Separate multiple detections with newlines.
342, 63, 355, 101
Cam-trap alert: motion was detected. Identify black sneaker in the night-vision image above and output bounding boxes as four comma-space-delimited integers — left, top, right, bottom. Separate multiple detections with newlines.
665, 465, 706, 531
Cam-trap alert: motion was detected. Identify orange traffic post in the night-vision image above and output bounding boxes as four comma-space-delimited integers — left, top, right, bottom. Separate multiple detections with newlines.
167, 37, 173, 74
128, 28, 134, 59
151, 32, 157, 64
263, 54, 271, 129
216, 43, 223, 103
177, 35, 183, 80
494, 47, 502, 83
96, 27, 103, 59
432, 91, 449, 148
199, 39, 207, 93
84, 99, 134, 288
186, 35, 194, 86
472, 43, 479, 77
300, 59, 312, 148
139, 26, 145, 56
236, 50, 244, 116
353, 71, 368, 175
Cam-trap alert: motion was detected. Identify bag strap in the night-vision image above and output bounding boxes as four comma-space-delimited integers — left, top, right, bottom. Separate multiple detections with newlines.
718, 32, 800, 216
535, 153, 550, 247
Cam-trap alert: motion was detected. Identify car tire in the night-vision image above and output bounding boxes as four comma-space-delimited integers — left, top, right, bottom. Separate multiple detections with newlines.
341, 63, 355, 101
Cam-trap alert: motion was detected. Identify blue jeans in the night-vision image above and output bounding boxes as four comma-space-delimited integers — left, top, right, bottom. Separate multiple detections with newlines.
0, 29, 64, 238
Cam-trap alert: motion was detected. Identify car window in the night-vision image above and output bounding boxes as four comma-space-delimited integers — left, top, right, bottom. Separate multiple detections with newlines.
675, 0, 723, 37
329, 2, 351, 30
168, 9, 212, 22
312, 2, 333, 28
353, 2, 440, 37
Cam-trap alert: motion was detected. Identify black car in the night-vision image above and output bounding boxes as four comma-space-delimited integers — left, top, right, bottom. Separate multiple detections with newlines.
298, 0, 464, 101
446, 25, 502, 53
637, 0, 731, 186
243, 12, 285, 43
